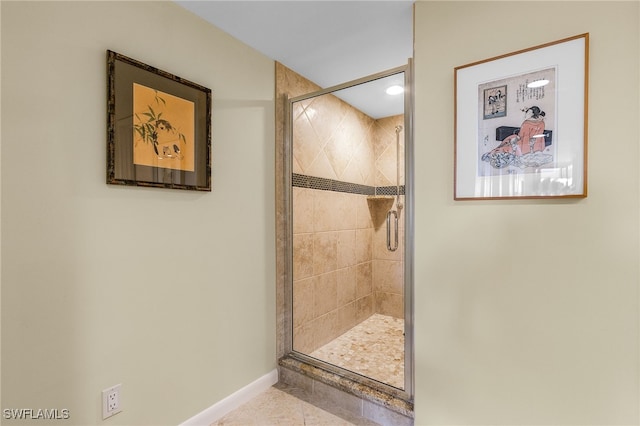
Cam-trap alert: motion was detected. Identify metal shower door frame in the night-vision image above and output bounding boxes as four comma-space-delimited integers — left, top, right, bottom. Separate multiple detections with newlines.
283, 60, 415, 400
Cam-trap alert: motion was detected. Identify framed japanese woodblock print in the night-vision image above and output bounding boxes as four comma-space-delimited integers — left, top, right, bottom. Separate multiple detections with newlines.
454, 34, 589, 200
107, 50, 212, 191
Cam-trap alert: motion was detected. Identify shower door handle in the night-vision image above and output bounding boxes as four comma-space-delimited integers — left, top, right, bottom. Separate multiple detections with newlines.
386, 210, 398, 252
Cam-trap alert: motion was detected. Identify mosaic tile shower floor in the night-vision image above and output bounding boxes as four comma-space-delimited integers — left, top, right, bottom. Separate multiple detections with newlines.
310, 314, 404, 389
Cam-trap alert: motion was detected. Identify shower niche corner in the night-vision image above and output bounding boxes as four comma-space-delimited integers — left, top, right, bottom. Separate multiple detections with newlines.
281, 63, 414, 419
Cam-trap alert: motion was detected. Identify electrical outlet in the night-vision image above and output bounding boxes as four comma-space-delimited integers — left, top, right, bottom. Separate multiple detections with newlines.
102, 384, 122, 419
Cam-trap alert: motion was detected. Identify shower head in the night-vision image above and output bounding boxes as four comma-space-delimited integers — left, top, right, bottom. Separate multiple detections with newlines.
395, 125, 403, 133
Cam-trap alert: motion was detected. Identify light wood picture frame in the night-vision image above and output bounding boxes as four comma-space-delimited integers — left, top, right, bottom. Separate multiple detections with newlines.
454, 34, 589, 200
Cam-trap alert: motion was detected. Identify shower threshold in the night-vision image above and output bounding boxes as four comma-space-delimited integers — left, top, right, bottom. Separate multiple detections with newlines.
279, 314, 413, 425
278, 355, 413, 426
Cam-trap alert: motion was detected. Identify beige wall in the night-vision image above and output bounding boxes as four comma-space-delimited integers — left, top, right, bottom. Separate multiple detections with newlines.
3, 1, 638, 425
1, 2, 275, 425
414, 1, 639, 425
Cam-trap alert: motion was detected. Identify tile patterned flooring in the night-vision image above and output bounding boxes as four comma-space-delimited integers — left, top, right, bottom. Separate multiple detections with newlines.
212, 314, 405, 425
211, 386, 379, 426
311, 314, 404, 389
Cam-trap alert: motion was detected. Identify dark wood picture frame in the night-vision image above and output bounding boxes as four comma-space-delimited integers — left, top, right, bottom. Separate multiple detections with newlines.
107, 50, 212, 191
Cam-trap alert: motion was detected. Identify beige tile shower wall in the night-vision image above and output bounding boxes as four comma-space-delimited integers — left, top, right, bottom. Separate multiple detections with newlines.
276, 63, 323, 359
372, 115, 405, 319
293, 92, 376, 186
284, 63, 405, 353
372, 216, 404, 319
373, 115, 405, 188
292, 188, 374, 353
287, 65, 382, 353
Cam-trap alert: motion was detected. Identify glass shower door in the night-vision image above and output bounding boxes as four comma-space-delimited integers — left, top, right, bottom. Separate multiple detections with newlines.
288, 68, 409, 392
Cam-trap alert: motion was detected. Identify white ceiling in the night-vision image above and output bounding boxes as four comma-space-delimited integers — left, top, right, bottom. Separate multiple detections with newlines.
175, 1, 414, 118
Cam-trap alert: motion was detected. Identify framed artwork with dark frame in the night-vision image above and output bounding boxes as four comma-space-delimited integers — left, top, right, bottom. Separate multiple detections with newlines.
107, 50, 212, 191
454, 33, 589, 200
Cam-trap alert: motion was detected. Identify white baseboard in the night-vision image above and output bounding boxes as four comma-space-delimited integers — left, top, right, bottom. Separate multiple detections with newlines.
179, 369, 278, 426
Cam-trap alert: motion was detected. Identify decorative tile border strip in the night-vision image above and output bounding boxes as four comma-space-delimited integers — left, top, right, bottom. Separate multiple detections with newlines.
376, 185, 406, 196
293, 173, 405, 196
292, 173, 373, 195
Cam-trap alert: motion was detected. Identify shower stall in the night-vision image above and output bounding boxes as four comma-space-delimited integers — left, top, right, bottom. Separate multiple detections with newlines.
280, 62, 414, 421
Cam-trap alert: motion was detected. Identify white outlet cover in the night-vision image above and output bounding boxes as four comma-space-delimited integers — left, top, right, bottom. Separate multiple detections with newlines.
102, 384, 123, 419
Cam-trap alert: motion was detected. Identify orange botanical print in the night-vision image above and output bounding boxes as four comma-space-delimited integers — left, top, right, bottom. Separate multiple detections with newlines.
132, 83, 195, 171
